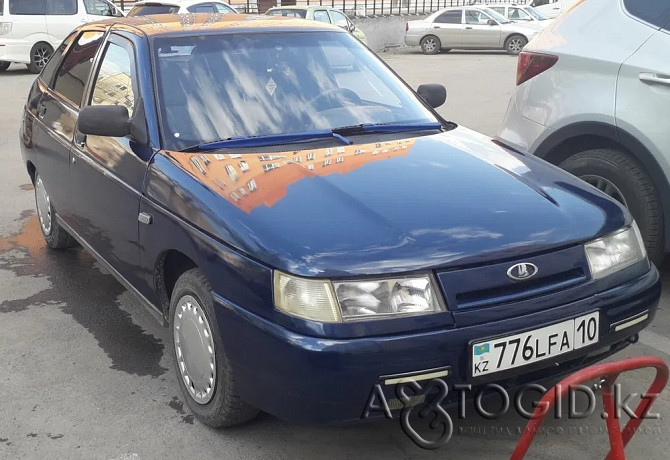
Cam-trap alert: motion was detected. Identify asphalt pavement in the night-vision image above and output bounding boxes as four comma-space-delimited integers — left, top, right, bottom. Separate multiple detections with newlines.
0, 52, 668, 459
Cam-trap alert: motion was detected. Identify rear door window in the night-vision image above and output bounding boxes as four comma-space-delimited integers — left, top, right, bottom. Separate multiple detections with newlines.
52, 30, 104, 107
434, 10, 462, 24
46, 0, 77, 15
313, 10, 330, 23
9, 0, 47, 14
187, 3, 214, 13
40, 31, 76, 85
213, 3, 235, 14
623, 0, 670, 29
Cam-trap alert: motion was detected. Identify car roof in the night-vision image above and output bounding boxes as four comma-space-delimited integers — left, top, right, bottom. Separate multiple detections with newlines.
131, 0, 230, 6
91, 13, 341, 36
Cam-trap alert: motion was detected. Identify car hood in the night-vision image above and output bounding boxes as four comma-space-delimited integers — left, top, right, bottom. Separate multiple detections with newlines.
149, 127, 628, 277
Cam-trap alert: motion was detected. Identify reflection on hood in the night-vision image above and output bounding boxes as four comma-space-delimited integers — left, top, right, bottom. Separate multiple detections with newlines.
163, 138, 416, 213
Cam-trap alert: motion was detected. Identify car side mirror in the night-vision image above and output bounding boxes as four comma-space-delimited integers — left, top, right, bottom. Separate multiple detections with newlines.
79, 105, 131, 138
417, 84, 447, 109
487, 19, 498, 26
349, 22, 356, 32
78, 102, 148, 145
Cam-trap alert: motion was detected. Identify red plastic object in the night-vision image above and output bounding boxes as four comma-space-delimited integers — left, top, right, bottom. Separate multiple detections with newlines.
510, 356, 668, 460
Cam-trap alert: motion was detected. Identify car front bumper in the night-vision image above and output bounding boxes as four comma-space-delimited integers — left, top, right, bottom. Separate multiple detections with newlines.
214, 266, 660, 423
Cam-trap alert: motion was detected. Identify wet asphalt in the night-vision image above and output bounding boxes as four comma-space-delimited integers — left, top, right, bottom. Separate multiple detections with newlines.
1, 54, 668, 459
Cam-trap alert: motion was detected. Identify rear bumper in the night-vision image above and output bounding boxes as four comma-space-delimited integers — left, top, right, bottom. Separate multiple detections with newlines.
214, 266, 660, 423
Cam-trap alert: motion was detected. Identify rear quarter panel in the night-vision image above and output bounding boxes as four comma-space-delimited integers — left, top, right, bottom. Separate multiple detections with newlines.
515, 0, 653, 133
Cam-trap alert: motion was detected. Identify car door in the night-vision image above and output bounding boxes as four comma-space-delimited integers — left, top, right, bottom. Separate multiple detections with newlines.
430, 9, 463, 47
616, 4, 670, 196
6, 0, 49, 53
463, 9, 501, 47
34, 29, 104, 223
45, 0, 82, 47
70, 33, 147, 285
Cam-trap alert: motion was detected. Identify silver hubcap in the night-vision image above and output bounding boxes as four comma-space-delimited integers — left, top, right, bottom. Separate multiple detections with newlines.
35, 176, 52, 235
174, 295, 216, 404
33, 46, 51, 69
581, 174, 629, 207
423, 38, 437, 53
509, 38, 524, 53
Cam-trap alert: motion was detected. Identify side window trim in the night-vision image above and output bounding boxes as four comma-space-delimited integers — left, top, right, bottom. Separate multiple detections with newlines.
85, 32, 141, 113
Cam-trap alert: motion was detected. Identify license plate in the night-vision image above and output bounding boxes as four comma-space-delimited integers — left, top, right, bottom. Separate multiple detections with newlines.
471, 312, 599, 378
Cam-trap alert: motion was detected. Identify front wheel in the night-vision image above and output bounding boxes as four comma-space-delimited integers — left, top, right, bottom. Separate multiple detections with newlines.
170, 268, 259, 427
0, 61, 10, 72
34, 173, 77, 249
420, 35, 441, 55
504, 35, 527, 55
559, 148, 665, 264
27, 42, 53, 74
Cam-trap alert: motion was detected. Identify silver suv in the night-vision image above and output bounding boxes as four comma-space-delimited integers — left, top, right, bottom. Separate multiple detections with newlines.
497, 0, 670, 263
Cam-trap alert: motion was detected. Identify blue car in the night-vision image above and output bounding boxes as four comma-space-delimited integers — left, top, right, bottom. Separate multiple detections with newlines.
20, 14, 660, 427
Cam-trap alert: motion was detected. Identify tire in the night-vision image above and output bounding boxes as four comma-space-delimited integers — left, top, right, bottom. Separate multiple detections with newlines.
420, 35, 441, 55
0, 61, 10, 72
27, 42, 53, 74
559, 149, 665, 264
34, 173, 78, 250
504, 34, 527, 55
169, 268, 259, 427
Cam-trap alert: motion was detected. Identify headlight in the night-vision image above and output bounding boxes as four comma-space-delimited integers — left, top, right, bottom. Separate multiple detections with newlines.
274, 272, 444, 322
584, 222, 647, 280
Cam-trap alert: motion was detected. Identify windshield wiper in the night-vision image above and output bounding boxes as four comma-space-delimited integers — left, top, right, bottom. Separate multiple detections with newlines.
333, 121, 443, 135
195, 129, 351, 151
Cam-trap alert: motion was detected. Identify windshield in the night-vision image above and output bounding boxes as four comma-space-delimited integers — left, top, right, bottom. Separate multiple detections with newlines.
481, 8, 511, 24
525, 6, 548, 20
153, 32, 438, 151
128, 5, 179, 16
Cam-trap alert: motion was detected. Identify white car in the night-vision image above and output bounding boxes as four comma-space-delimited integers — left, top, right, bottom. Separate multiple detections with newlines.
405, 6, 541, 55
0, 0, 123, 73
497, 0, 670, 264
529, 0, 580, 19
127, 0, 236, 16
484, 3, 553, 27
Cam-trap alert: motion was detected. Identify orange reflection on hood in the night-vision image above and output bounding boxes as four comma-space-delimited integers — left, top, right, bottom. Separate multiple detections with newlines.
163, 137, 416, 213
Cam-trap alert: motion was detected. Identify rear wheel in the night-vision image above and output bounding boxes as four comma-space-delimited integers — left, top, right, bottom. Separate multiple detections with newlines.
0, 61, 10, 72
420, 35, 441, 55
560, 148, 664, 264
34, 173, 77, 249
27, 42, 53, 74
504, 34, 527, 55
170, 268, 259, 427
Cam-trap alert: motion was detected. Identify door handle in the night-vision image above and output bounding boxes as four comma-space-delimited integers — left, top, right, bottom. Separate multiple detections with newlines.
639, 73, 670, 87
37, 105, 47, 119
465, 26, 473, 29
433, 25, 440, 28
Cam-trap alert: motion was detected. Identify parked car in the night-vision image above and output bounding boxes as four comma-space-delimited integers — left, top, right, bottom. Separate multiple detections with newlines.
530, 0, 580, 19
21, 13, 659, 427
265, 6, 367, 44
497, 0, 670, 265
0, 0, 123, 73
127, 0, 236, 16
405, 6, 541, 55
484, 3, 553, 27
